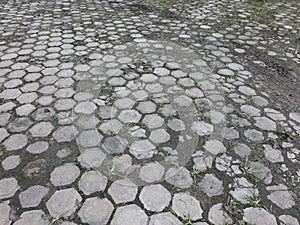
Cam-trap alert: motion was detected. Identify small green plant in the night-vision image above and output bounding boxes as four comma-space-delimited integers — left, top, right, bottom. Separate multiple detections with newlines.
191, 166, 203, 180
274, 127, 294, 139
202, 114, 211, 123
197, 105, 208, 113
48, 215, 63, 225
85, 167, 93, 172
243, 156, 251, 171
262, 138, 277, 145
110, 164, 123, 177
52, 114, 59, 122
234, 108, 249, 118
249, 173, 263, 186
228, 141, 239, 149
246, 193, 261, 207
230, 198, 242, 207
223, 222, 231, 225
183, 214, 195, 225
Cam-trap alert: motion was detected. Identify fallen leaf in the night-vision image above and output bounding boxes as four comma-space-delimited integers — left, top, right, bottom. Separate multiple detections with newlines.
9, 205, 21, 222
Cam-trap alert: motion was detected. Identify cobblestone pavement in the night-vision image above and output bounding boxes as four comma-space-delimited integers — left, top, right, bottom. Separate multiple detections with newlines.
0, 0, 299, 224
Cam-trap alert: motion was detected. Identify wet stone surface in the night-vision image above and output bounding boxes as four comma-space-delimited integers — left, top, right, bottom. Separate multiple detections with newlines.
0, 0, 299, 224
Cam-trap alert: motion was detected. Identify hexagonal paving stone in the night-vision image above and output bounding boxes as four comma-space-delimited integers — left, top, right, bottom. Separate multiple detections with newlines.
108, 77, 126, 86
78, 197, 114, 224
139, 162, 165, 183
102, 136, 128, 154
167, 118, 185, 132
191, 121, 213, 136
46, 188, 82, 218
173, 95, 193, 107
165, 167, 193, 189
8, 117, 33, 132
78, 148, 106, 168
53, 126, 78, 142
0, 177, 19, 199
203, 140, 226, 155
230, 178, 258, 204
137, 101, 157, 114
263, 144, 284, 163
243, 207, 277, 225
79, 171, 108, 195
50, 163, 80, 186
139, 184, 171, 212
130, 140, 156, 159
99, 119, 123, 134
118, 109, 141, 123
267, 189, 295, 209
154, 67, 170, 76
0, 201, 11, 225
31, 107, 55, 121
26, 141, 49, 154
75, 114, 99, 129
115, 98, 135, 109
172, 193, 203, 221
290, 112, 300, 124
208, 203, 232, 225
244, 129, 264, 141
13, 210, 48, 225
0, 113, 11, 126
19, 185, 49, 208
198, 174, 224, 197
96, 102, 117, 116
111, 204, 148, 225
0, 128, 9, 142
77, 129, 103, 148
279, 215, 299, 225
234, 143, 252, 157
149, 212, 181, 225
29, 122, 54, 137
108, 179, 138, 204
3, 134, 28, 151
143, 114, 164, 129
74, 102, 97, 114
1, 155, 20, 170
254, 117, 276, 131
0, 89, 21, 99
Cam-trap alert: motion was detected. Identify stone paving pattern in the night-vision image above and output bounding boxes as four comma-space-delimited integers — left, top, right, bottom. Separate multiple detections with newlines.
0, 0, 299, 224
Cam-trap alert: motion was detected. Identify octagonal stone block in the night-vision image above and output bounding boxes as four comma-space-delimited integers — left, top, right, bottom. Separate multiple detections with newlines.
19, 185, 49, 208
30, 122, 54, 137
139, 184, 171, 212
50, 163, 80, 186
118, 109, 141, 123
46, 188, 82, 218
78, 197, 113, 224
111, 204, 148, 225
172, 193, 203, 221
77, 129, 103, 148
0, 177, 19, 199
14, 210, 48, 225
77, 148, 106, 168
53, 126, 78, 142
79, 171, 107, 195
108, 179, 138, 204
130, 140, 155, 159
149, 212, 181, 225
